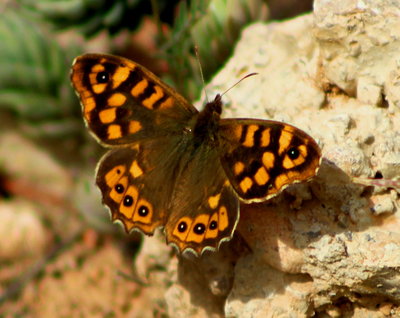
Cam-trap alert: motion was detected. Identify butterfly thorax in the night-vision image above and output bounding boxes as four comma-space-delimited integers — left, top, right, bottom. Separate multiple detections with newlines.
193, 95, 223, 146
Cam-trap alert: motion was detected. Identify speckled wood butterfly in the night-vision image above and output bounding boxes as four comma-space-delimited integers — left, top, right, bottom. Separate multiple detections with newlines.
71, 53, 321, 256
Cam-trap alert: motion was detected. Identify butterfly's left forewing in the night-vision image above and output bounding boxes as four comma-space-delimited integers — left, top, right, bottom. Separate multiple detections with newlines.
218, 119, 321, 202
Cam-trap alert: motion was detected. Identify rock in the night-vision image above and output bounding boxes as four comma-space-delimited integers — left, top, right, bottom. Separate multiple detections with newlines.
27, 244, 142, 317
0, 200, 47, 259
225, 256, 314, 317
165, 240, 243, 318
170, 0, 400, 316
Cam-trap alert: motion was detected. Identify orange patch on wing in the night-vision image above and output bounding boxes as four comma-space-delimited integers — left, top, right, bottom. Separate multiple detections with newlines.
242, 125, 259, 147
159, 96, 174, 109
262, 152, 275, 169
128, 120, 142, 134
82, 96, 96, 116
108, 93, 126, 107
130, 160, 143, 178
274, 174, 291, 191
109, 176, 128, 203
92, 83, 107, 94
91, 64, 105, 73
278, 128, 293, 155
286, 170, 301, 182
208, 193, 221, 209
142, 85, 164, 109
107, 124, 122, 139
105, 165, 126, 188
296, 145, 308, 163
282, 156, 295, 169
240, 177, 253, 194
234, 162, 245, 175
299, 144, 308, 156
131, 79, 148, 97
218, 206, 229, 231
119, 185, 139, 219
254, 167, 269, 186
260, 128, 271, 147
99, 108, 116, 124
112, 66, 131, 89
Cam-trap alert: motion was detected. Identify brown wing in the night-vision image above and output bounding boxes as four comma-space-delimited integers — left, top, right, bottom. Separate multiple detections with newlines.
96, 136, 239, 256
218, 119, 321, 203
164, 143, 239, 256
96, 146, 169, 235
71, 53, 197, 146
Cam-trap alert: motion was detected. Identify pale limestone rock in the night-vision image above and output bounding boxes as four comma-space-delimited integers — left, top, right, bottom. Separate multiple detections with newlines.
165, 0, 400, 316
0, 200, 47, 259
225, 257, 314, 318
165, 241, 243, 318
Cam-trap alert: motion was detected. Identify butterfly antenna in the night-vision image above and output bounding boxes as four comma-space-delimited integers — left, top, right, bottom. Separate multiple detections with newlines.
220, 72, 258, 98
150, 0, 162, 35
194, 45, 209, 103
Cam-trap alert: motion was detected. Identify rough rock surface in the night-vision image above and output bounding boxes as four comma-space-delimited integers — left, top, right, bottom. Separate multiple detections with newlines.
164, 0, 400, 317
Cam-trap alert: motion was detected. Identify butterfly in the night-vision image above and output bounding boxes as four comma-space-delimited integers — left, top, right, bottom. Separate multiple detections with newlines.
71, 53, 321, 256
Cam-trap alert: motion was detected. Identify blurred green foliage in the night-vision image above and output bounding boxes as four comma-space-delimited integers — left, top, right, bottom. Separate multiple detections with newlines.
0, 9, 81, 138
19, 0, 180, 37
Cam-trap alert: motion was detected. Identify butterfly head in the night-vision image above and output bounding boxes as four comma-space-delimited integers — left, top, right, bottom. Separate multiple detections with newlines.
193, 94, 223, 143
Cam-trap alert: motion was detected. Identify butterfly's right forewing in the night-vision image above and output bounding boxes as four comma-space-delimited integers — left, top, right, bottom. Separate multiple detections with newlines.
71, 54, 198, 146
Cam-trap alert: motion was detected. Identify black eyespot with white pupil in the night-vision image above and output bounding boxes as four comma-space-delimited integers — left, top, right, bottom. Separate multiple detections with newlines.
178, 221, 187, 233
209, 220, 218, 230
115, 184, 124, 194
123, 195, 133, 207
193, 223, 206, 235
288, 147, 300, 160
96, 71, 109, 83
138, 205, 149, 216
